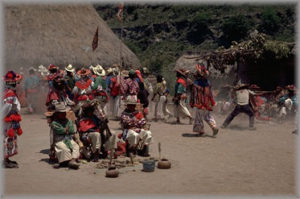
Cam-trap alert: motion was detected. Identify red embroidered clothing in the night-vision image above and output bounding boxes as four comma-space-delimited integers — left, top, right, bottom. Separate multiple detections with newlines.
45, 88, 68, 107
190, 80, 216, 111
121, 110, 146, 133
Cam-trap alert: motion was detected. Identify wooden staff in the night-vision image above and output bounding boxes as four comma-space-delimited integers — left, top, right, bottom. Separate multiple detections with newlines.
158, 142, 161, 160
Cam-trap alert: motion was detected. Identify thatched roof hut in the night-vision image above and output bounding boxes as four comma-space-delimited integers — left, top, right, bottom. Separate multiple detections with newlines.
4, 4, 141, 71
175, 32, 295, 90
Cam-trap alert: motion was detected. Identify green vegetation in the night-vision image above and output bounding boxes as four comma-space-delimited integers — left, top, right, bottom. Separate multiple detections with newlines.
94, 3, 295, 83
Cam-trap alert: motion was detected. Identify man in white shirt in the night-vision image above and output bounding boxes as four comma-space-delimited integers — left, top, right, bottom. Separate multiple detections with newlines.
221, 83, 256, 130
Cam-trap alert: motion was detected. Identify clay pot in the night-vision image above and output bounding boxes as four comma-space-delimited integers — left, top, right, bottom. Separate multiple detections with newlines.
105, 166, 119, 178
157, 158, 171, 169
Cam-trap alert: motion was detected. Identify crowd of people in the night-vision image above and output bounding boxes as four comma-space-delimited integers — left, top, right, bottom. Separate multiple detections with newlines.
1, 63, 297, 169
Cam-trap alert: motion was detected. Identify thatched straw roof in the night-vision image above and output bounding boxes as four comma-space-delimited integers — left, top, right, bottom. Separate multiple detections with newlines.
4, 4, 141, 71
175, 31, 295, 76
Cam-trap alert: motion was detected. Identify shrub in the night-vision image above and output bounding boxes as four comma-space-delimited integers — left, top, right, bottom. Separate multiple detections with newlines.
221, 15, 253, 43
259, 8, 280, 35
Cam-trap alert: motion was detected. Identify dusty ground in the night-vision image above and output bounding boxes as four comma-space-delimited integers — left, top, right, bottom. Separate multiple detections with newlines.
4, 109, 297, 197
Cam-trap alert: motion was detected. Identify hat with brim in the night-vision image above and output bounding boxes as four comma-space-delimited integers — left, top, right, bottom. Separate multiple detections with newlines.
175, 69, 189, 77
112, 66, 120, 75
48, 64, 59, 70
77, 68, 91, 76
4, 71, 22, 83
121, 70, 129, 77
234, 83, 249, 90
93, 64, 106, 76
55, 103, 67, 113
142, 67, 150, 74
107, 67, 113, 74
65, 64, 75, 73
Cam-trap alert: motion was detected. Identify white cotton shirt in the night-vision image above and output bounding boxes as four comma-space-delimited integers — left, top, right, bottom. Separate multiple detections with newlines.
236, 89, 255, 105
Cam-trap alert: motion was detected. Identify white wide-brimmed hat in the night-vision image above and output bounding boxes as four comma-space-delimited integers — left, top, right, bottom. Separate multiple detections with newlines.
106, 67, 113, 75
93, 64, 106, 76
65, 64, 75, 73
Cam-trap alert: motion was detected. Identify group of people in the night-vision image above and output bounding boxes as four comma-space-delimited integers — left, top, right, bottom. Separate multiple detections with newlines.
2, 62, 297, 169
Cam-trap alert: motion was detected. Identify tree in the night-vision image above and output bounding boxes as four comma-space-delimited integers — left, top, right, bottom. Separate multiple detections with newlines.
259, 8, 280, 35
221, 15, 253, 46
187, 13, 210, 45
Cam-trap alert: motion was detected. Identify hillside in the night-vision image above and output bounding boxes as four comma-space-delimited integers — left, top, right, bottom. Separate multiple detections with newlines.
94, 3, 295, 80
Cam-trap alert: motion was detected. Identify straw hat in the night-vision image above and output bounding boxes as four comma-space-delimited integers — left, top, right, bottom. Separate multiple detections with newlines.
55, 103, 67, 113
107, 67, 113, 74
121, 70, 129, 77
93, 64, 106, 76
77, 68, 91, 76
65, 64, 75, 73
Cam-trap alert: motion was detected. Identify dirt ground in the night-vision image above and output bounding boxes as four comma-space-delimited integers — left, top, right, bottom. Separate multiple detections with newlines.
4, 108, 297, 197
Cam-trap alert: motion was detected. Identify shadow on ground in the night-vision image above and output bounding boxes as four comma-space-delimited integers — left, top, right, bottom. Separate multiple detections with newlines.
40, 149, 49, 155
227, 125, 249, 131
182, 133, 215, 138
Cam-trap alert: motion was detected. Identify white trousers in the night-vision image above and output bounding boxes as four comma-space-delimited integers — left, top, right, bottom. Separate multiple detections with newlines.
55, 140, 80, 163
155, 95, 172, 119
109, 95, 121, 118
193, 109, 216, 133
125, 129, 152, 148
175, 99, 192, 119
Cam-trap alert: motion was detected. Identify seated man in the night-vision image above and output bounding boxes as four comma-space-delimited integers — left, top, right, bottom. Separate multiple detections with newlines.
120, 97, 152, 157
50, 103, 80, 169
77, 103, 116, 162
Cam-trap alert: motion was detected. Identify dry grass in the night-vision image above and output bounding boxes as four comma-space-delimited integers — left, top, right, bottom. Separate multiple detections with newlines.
4, 4, 141, 71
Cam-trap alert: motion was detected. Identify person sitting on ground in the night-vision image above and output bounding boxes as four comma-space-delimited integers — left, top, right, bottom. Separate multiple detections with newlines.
45, 71, 75, 162
77, 103, 113, 162
120, 97, 152, 157
50, 103, 80, 170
